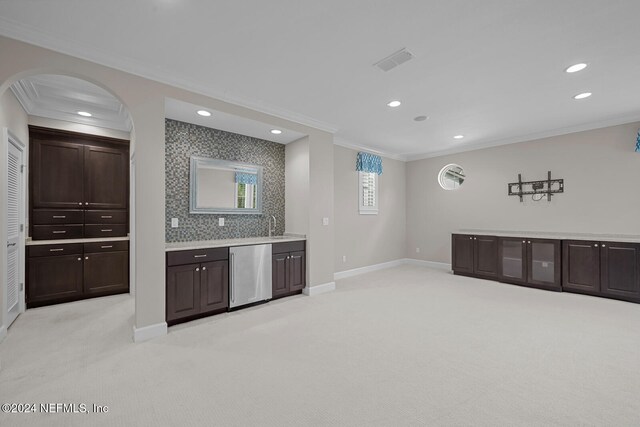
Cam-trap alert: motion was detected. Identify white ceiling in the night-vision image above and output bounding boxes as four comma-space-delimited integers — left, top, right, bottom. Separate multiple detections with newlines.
2, 1, 640, 159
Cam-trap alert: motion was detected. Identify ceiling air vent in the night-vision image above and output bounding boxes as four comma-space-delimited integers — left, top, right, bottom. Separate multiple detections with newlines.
374, 48, 414, 72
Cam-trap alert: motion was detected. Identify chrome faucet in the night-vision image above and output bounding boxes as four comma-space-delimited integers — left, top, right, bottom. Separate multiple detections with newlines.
268, 215, 276, 237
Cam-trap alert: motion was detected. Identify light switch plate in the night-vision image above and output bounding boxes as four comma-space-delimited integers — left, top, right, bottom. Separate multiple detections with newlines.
219, 217, 225, 226
171, 218, 179, 228
322, 217, 329, 226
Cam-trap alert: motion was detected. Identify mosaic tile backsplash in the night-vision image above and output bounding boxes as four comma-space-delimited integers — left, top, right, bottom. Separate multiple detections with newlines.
165, 119, 285, 242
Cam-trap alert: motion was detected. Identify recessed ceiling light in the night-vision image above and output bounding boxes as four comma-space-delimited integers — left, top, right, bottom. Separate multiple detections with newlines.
414, 115, 428, 122
77, 111, 92, 117
270, 129, 282, 135
387, 100, 401, 108
565, 63, 587, 73
196, 110, 211, 117
573, 92, 592, 100
453, 135, 464, 139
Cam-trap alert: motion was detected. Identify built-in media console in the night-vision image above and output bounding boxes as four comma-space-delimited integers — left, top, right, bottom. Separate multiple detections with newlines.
452, 232, 640, 304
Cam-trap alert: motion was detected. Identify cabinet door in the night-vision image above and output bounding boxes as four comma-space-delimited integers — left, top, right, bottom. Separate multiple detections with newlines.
272, 253, 289, 297
600, 242, 640, 301
452, 234, 474, 274
31, 140, 84, 209
83, 251, 129, 295
473, 235, 498, 278
526, 239, 561, 290
200, 260, 229, 313
562, 240, 600, 293
84, 145, 128, 209
289, 251, 306, 292
166, 264, 201, 322
498, 237, 527, 284
27, 254, 83, 305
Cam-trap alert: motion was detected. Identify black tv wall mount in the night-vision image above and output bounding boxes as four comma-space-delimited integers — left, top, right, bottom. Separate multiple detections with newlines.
508, 171, 564, 202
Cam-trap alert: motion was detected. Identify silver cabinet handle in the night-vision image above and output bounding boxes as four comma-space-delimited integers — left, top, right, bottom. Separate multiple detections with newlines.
195, 267, 200, 272
522, 240, 525, 243
49, 248, 64, 252
77, 257, 82, 261
528, 241, 531, 244
469, 237, 472, 240
602, 244, 606, 248
101, 245, 113, 249
193, 254, 207, 258
78, 202, 82, 206
101, 215, 113, 219
230, 253, 235, 303
473, 237, 477, 240
52, 230, 66, 234
101, 229, 113, 232
52, 215, 66, 219
202, 266, 206, 271
594, 244, 599, 247
85, 202, 89, 205
85, 256, 89, 260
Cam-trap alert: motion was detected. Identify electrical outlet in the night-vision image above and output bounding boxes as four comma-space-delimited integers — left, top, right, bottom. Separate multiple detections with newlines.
171, 218, 179, 228
416, 247, 420, 253
218, 217, 224, 226
342, 255, 347, 263
322, 217, 329, 226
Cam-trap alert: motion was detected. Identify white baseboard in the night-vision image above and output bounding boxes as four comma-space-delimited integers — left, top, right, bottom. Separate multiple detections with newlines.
334, 259, 406, 280
303, 281, 336, 296
0, 325, 6, 343
133, 322, 167, 343
403, 258, 452, 271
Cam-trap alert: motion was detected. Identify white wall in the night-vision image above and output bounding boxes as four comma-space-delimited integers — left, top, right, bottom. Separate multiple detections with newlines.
406, 122, 640, 264
285, 137, 309, 236
334, 145, 406, 272
0, 89, 28, 337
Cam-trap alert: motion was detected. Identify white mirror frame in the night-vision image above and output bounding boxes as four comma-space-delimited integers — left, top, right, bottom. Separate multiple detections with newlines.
189, 156, 263, 214
438, 163, 465, 191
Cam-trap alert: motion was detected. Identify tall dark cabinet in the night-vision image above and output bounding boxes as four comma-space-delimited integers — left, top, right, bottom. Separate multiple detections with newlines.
26, 126, 130, 307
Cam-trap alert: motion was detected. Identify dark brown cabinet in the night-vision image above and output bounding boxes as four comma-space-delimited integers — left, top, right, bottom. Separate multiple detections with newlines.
563, 240, 640, 303
452, 234, 498, 279
499, 237, 561, 291
29, 126, 129, 240
27, 241, 129, 307
166, 248, 229, 325
272, 241, 306, 299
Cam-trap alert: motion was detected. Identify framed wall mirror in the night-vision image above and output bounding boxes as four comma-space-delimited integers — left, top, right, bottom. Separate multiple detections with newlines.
189, 156, 263, 214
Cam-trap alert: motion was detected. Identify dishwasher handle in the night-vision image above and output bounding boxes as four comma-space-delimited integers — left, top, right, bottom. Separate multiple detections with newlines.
230, 252, 235, 303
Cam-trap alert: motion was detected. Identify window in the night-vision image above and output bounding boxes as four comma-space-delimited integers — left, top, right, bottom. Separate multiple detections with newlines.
235, 183, 256, 208
359, 171, 378, 214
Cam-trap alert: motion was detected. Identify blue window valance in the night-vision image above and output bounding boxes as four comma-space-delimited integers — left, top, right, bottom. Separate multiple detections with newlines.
636, 130, 640, 153
235, 172, 258, 185
356, 152, 383, 175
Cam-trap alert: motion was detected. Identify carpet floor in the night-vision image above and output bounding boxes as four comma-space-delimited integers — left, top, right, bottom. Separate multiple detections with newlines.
1, 265, 639, 426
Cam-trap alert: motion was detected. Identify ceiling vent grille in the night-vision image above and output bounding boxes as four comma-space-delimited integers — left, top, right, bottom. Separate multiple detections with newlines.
374, 48, 414, 72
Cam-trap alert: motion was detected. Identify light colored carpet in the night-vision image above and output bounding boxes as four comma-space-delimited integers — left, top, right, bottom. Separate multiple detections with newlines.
1, 265, 639, 426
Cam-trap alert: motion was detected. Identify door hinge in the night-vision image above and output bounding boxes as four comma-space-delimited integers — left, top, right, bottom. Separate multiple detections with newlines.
20, 224, 24, 232
20, 164, 25, 173
20, 283, 24, 291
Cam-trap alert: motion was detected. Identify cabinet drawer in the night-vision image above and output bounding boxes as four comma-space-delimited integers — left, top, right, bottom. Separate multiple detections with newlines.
32, 225, 84, 240
32, 209, 83, 225
28, 243, 84, 257
272, 240, 305, 254
84, 224, 127, 238
167, 247, 229, 266
85, 210, 127, 224
84, 240, 129, 253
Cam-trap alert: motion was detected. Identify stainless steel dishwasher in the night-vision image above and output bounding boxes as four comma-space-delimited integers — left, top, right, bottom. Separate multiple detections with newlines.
229, 244, 272, 309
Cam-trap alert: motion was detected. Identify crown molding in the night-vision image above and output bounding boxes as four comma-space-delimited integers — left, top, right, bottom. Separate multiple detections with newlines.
0, 17, 338, 134
403, 113, 640, 161
333, 137, 408, 161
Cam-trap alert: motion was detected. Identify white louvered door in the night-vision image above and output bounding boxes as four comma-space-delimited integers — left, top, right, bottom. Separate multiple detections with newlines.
6, 135, 24, 327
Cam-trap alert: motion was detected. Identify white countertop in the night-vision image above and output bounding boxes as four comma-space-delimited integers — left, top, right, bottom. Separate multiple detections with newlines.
456, 229, 640, 243
165, 234, 306, 252
26, 236, 130, 246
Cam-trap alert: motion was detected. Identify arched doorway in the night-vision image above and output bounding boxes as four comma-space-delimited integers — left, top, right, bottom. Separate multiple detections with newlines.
0, 71, 136, 343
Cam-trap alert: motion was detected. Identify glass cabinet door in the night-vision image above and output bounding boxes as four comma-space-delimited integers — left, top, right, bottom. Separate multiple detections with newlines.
527, 239, 560, 288
500, 239, 526, 283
